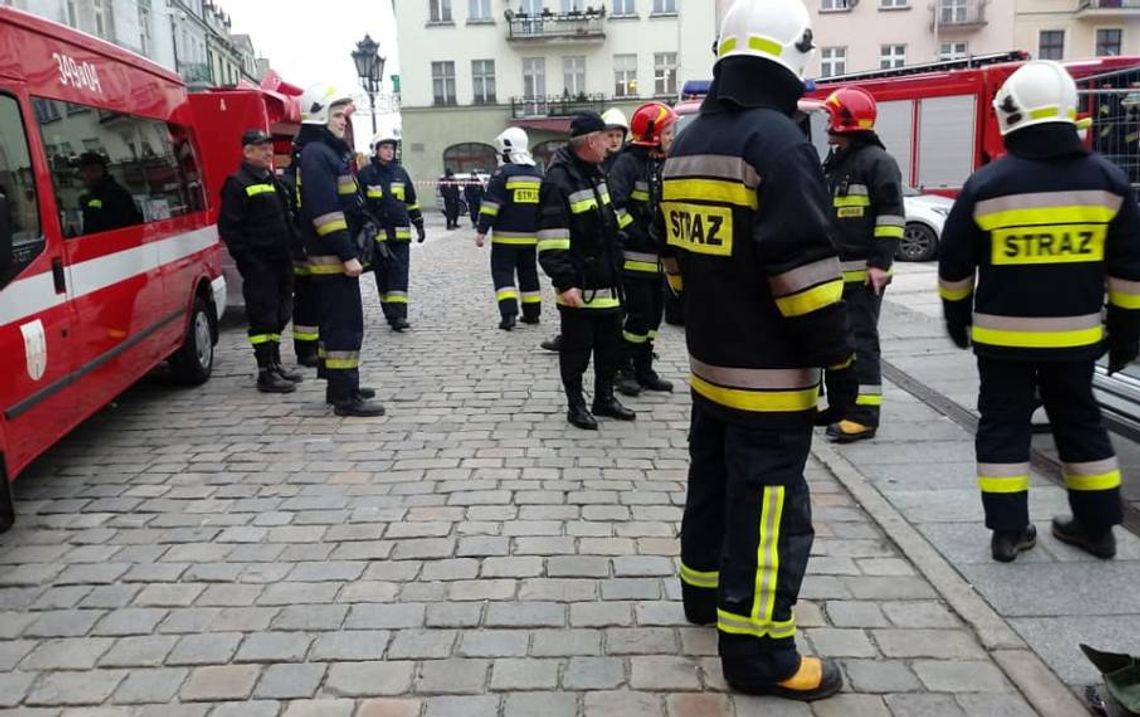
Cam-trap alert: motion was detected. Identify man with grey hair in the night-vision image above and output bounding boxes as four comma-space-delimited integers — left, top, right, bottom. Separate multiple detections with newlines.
538, 112, 634, 430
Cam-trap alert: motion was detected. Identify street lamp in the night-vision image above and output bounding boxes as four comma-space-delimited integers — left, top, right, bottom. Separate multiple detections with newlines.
351, 34, 386, 135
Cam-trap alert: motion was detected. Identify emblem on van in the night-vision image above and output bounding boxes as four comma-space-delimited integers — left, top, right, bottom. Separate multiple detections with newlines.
20, 320, 47, 382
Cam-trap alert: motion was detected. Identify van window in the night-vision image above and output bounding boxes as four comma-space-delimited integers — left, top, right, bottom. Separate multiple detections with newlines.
31, 98, 205, 237
0, 93, 43, 287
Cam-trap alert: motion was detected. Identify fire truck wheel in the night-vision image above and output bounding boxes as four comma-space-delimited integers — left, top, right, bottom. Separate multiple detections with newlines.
169, 296, 215, 386
898, 223, 938, 263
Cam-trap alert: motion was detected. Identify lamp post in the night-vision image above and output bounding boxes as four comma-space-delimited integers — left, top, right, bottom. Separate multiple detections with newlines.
351, 34, 386, 136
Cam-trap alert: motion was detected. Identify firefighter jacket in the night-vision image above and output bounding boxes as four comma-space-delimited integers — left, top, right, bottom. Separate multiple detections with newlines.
537, 145, 624, 311
476, 162, 543, 245
218, 162, 296, 263
80, 174, 142, 235
357, 158, 423, 241
823, 134, 905, 282
608, 145, 664, 276
939, 124, 1140, 362
660, 76, 854, 426
295, 125, 368, 276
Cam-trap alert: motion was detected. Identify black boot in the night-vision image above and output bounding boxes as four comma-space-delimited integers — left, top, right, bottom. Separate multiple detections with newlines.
271, 344, 303, 383
616, 364, 642, 397
991, 524, 1037, 562
296, 347, 319, 368
520, 314, 541, 325
723, 656, 843, 701
592, 383, 636, 421
333, 396, 386, 417
635, 344, 672, 392
1052, 516, 1116, 559
390, 318, 411, 332
499, 315, 516, 331
541, 334, 562, 352
566, 387, 597, 430
258, 369, 296, 394
681, 584, 716, 626
327, 386, 377, 404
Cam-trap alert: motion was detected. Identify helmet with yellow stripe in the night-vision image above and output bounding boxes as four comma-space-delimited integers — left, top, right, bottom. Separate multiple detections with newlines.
992, 60, 1079, 137
715, 0, 815, 80
630, 102, 679, 147
300, 83, 354, 126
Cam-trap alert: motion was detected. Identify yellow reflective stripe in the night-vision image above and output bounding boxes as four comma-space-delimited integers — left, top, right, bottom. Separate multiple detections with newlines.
245, 183, 276, 197
557, 295, 621, 309
856, 394, 884, 406
570, 197, 599, 214
689, 374, 818, 413
773, 278, 843, 318
663, 178, 757, 210
978, 475, 1031, 494
521, 292, 542, 304
939, 276, 974, 301
716, 609, 796, 639
506, 177, 541, 188
623, 330, 649, 344
492, 235, 538, 245
366, 188, 384, 199
833, 195, 871, 208
624, 260, 660, 273
970, 325, 1104, 349
718, 37, 738, 56
1029, 105, 1076, 120
753, 486, 784, 634
666, 274, 683, 292
1064, 470, 1122, 491
316, 219, 348, 236
538, 238, 571, 252
87, 198, 104, 208
1108, 277, 1140, 309
407, 202, 420, 211
631, 190, 650, 202
248, 334, 273, 345
496, 287, 520, 301
975, 205, 1118, 231
829, 355, 854, 371
875, 225, 905, 239
309, 264, 345, 275
394, 228, 412, 239
325, 358, 360, 369
680, 563, 718, 589
617, 211, 634, 229
292, 331, 319, 341
843, 269, 867, 283
480, 204, 500, 216
382, 293, 409, 304
748, 35, 784, 58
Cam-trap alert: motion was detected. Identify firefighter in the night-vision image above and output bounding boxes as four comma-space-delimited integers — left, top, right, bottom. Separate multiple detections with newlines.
77, 152, 142, 235
465, 174, 485, 227
601, 107, 629, 174
609, 101, 677, 397
939, 60, 1140, 562
538, 112, 636, 430
278, 146, 320, 369
440, 168, 462, 229
476, 127, 544, 331
358, 131, 426, 332
667, 0, 855, 699
217, 129, 305, 394
818, 87, 905, 443
295, 83, 384, 417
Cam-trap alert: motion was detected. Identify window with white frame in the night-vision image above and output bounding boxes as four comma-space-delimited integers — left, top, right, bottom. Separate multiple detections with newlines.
654, 52, 677, 95
1038, 30, 1064, 60
139, 3, 152, 56
472, 60, 496, 104
939, 41, 967, 60
820, 47, 846, 78
880, 0, 907, 8
432, 61, 456, 105
523, 57, 546, 99
561, 0, 585, 10
66, 0, 77, 27
821, 0, 852, 9
92, 0, 111, 39
653, 0, 676, 14
614, 54, 638, 97
429, 0, 452, 22
880, 44, 906, 69
563, 56, 586, 97
939, 0, 967, 24
613, 0, 635, 14
469, 0, 491, 20
1097, 29, 1123, 57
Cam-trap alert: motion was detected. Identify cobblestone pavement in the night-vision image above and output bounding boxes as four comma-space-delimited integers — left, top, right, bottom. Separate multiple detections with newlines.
0, 218, 1038, 716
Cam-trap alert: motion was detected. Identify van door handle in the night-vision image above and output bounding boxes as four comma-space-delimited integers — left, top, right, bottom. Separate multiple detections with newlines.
52, 258, 66, 294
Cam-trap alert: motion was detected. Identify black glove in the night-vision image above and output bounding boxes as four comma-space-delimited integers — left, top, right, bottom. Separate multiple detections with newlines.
1107, 305, 1140, 375
814, 361, 857, 427
944, 300, 972, 350
415, 222, 426, 243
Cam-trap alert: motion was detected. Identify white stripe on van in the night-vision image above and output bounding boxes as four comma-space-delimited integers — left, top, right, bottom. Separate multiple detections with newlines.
0, 227, 219, 328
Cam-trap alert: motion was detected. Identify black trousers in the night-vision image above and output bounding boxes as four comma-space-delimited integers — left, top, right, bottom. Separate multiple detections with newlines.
622, 272, 665, 375
292, 263, 319, 361
316, 274, 363, 403
491, 243, 541, 321
239, 255, 292, 368
976, 357, 1123, 532
468, 197, 481, 225
843, 282, 883, 426
375, 241, 411, 323
444, 199, 460, 228
559, 307, 622, 399
680, 403, 814, 681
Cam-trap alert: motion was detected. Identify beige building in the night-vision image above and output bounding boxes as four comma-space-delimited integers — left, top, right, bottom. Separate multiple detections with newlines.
394, 0, 717, 184
1015, 0, 1140, 60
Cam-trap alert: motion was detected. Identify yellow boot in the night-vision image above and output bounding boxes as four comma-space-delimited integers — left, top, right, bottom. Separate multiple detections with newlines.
826, 420, 877, 444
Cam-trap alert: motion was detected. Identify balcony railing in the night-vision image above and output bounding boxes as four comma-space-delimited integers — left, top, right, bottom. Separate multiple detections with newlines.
1078, 0, 1140, 11
505, 9, 606, 42
510, 93, 607, 119
933, 0, 986, 28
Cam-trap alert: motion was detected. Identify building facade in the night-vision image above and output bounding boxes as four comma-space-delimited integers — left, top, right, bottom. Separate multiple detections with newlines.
1014, 0, 1140, 61
394, 0, 717, 182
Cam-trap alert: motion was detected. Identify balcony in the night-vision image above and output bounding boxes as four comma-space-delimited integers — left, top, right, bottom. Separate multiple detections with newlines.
505, 9, 606, 44
932, 0, 987, 30
510, 93, 607, 119
1077, 0, 1140, 17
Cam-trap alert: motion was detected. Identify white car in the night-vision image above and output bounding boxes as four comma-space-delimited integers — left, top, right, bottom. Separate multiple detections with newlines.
899, 186, 954, 262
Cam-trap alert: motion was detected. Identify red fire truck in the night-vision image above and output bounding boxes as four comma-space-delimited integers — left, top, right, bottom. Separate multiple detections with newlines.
0, 7, 226, 529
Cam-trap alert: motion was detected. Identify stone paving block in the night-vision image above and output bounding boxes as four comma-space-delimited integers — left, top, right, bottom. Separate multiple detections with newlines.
133, 583, 206, 608
563, 656, 626, 690
111, 667, 188, 704
338, 582, 400, 604
606, 627, 678, 655
456, 537, 510, 557
872, 629, 987, 660
503, 692, 577, 717
24, 610, 105, 638
235, 632, 313, 663
458, 630, 530, 657
546, 556, 610, 578
842, 659, 922, 693
254, 663, 326, 700
733, 694, 812, 716
133, 705, 210, 717
196, 585, 263, 607
529, 628, 603, 657
810, 694, 890, 717
416, 658, 490, 695
210, 607, 278, 632
489, 658, 561, 690
423, 695, 500, 717
666, 693, 732, 717
884, 693, 968, 717
387, 629, 458, 659
21, 638, 114, 670
309, 631, 389, 661
92, 608, 168, 637
481, 557, 544, 578
30, 586, 93, 611
824, 601, 889, 628
634, 601, 689, 627
484, 602, 564, 628
209, 700, 283, 717
570, 601, 633, 627
911, 659, 1011, 693
806, 628, 878, 658
345, 603, 427, 630
324, 661, 415, 697
517, 579, 597, 602
280, 699, 355, 717
79, 584, 144, 610
582, 690, 663, 717
629, 656, 702, 691
955, 693, 1037, 717
425, 602, 482, 628
0, 671, 37, 708
98, 635, 179, 668
447, 580, 516, 601
880, 601, 960, 628
0, 640, 35, 671
356, 698, 424, 717
27, 670, 127, 707
271, 605, 348, 631
166, 633, 243, 666
256, 583, 340, 606
180, 665, 261, 702
420, 559, 479, 582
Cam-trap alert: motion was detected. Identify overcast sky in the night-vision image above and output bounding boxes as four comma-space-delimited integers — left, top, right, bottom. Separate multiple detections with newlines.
225, 0, 401, 152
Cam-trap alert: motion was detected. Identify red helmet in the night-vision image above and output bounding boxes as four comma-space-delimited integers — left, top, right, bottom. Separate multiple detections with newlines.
825, 87, 877, 134
630, 102, 679, 147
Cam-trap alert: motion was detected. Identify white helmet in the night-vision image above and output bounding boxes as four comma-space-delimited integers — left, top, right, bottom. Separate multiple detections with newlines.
992, 60, 1078, 137
300, 83, 354, 125
602, 108, 629, 132
371, 126, 401, 149
495, 127, 535, 166
716, 0, 815, 80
